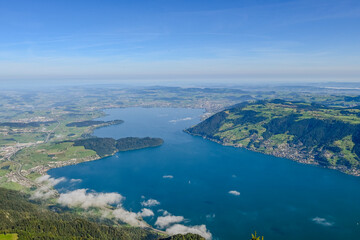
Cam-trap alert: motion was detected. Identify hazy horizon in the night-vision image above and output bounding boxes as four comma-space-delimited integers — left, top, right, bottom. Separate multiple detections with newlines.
1, 0, 359, 84
2, 79, 360, 91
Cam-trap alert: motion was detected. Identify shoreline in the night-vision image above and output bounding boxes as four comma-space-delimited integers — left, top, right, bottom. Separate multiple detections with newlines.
2, 110, 167, 234
12, 148, 165, 235
184, 130, 360, 177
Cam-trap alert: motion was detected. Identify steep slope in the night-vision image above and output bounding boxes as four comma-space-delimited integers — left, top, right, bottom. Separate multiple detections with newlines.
186, 100, 360, 176
0, 188, 160, 240
0, 188, 205, 240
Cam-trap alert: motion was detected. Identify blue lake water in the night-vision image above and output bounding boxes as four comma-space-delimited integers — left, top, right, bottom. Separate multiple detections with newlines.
49, 107, 360, 240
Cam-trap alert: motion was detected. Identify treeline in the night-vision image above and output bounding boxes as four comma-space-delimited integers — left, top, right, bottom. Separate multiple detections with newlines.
160, 234, 205, 240
263, 114, 356, 148
9, 218, 157, 240
73, 137, 164, 157
66, 120, 123, 127
116, 137, 164, 151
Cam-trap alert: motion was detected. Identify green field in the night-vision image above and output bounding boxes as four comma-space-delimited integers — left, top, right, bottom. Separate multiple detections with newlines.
13, 142, 98, 170
0, 234, 18, 240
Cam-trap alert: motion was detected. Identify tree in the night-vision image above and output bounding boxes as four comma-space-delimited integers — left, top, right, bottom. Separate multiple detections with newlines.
251, 231, 264, 240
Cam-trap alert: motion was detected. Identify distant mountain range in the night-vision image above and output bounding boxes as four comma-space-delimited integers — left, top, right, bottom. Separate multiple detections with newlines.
186, 99, 360, 176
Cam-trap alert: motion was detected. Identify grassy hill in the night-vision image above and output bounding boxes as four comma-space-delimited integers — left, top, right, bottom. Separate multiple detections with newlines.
186, 99, 360, 176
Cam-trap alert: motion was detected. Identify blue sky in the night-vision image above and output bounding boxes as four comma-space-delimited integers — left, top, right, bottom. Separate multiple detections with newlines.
0, 0, 359, 84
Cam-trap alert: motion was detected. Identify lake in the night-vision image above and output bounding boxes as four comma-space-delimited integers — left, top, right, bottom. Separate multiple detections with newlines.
49, 107, 360, 240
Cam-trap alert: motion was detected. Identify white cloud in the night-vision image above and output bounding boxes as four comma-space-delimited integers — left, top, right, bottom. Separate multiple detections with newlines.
169, 117, 192, 123
166, 224, 212, 240
35, 175, 52, 183
33, 185, 152, 228
141, 198, 160, 207
158, 209, 170, 215
138, 208, 154, 218
31, 186, 58, 200
228, 190, 240, 196
106, 207, 153, 227
312, 217, 334, 227
101, 209, 113, 219
155, 214, 185, 228
112, 208, 147, 227
58, 189, 123, 209
163, 175, 174, 179
31, 175, 66, 200
206, 214, 216, 220
70, 178, 82, 183
35, 175, 66, 186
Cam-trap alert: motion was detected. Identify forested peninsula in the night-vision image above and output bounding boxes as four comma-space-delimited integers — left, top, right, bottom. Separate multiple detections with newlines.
73, 136, 164, 157
186, 99, 360, 176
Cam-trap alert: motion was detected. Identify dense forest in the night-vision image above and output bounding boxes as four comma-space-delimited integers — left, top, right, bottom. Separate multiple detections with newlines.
73, 137, 164, 157
161, 234, 205, 240
66, 120, 124, 127
186, 99, 360, 175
